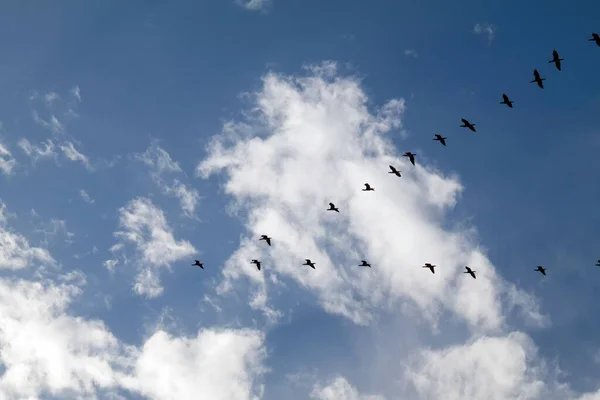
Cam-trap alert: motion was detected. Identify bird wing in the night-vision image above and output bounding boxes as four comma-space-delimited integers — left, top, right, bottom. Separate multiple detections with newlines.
266, 238, 271, 246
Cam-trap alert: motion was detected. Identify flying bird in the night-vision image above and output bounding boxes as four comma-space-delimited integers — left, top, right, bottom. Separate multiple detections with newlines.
327, 202, 340, 213
303, 259, 316, 269
595, 259, 600, 267
589, 33, 600, 47
460, 118, 476, 132
423, 263, 436, 274
191, 260, 204, 269
250, 259, 261, 271
433, 134, 447, 146
259, 235, 272, 246
548, 49, 564, 71
403, 152, 417, 166
530, 69, 545, 88
535, 265, 547, 276
500, 93, 514, 108
359, 260, 371, 268
362, 183, 375, 191
464, 266, 476, 279
388, 165, 402, 177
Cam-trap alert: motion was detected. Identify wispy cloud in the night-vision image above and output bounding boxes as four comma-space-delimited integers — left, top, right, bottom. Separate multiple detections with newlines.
236, 0, 270, 12
404, 49, 418, 58
79, 189, 95, 204
18, 138, 57, 162
0, 143, 16, 175
60, 141, 93, 170
473, 22, 496, 44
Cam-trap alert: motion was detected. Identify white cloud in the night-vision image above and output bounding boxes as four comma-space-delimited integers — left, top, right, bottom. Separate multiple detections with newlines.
236, 0, 270, 11
79, 189, 95, 204
161, 179, 201, 217
0, 143, 16, 175
311, 376, 386, 400
32, 110, 64, 135
44, 92, 60, 106
404, 49, 418, 58
70, 85, 82, 102
134, 140, 182, 175
18, 138, 57, 162
473, 23, 496, 44
196, 61, 542, 332
60, 141, 93, 170
112, 197, 197, 297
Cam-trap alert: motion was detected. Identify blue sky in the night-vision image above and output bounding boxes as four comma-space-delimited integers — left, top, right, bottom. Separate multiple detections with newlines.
0, 1, 600, 399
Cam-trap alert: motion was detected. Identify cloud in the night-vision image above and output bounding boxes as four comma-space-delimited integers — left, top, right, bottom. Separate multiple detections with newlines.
161, 179, 201, 217
196, 61, 543, 333
70, 85, 82, 102
32, 110, 64, 135
59, 141, 93, 170
44, 92, 60, 106
79, 189, 96, 204
17, 138, 57, 163
112, 197, 197, 297
404, 49, 418, 58
311, 376, 386, 400
473, 23, 496, 44
134, 140, 182, 175
0, 143, 16, 175
236, 0, 270, 11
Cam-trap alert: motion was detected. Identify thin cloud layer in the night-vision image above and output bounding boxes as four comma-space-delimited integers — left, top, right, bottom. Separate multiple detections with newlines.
197, 61, 543, 333
311, 377, 386, 400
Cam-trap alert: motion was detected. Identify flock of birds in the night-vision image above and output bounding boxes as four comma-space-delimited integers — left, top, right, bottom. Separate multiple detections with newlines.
190, 33, 600, 280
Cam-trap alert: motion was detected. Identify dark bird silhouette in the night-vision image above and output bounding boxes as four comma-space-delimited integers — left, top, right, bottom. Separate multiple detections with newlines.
303, 259, 316, 269
464, 266, 476, 279
549, 50, 564, 71
531, 69, 545, 88
362, 183, 375, 191
500, 93, 514, 108
535, 265, 547, 276
327, 202, 339, 213
388, 165, 402, 177
403, 152, 417, 166
359, 260, 371, 268
589, 33, 600, 47
192, 260, 204, 269
460, 118, 476, 132
250, 259, 261, 271
259, 235, 272, 246
433, 134, 447, 146
423, 263, 436, 274
595, 259, 600, 267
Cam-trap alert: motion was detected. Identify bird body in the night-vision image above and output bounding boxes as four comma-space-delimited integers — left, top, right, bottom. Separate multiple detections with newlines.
535, 266, 547, 276
403, 152, 417, 166
423, 263, 436, 274
433, 134, 447, 146
303, 259, 316, 269
259, 234, 272, 246
549, 49, 564, 71
327, 202, 340, 213
251, 259, 261, 271
500, 93, 514, 108
531, 69, 545, 88
192, 260, 204, 269
464, 266, 476, 279
362, 183, 375, 191
589, 33, 600, 47
595, 259, 600, 267
460, 118, 476, 132
388, 165, 402, 177
359, 260, 371, 268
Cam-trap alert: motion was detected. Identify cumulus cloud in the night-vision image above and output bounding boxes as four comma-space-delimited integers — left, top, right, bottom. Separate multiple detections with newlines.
311, 376, 386, 400
112, 197, 197, 297
0, 143, 16, 175
196, 61, 543, 333
473, 23, 496, 44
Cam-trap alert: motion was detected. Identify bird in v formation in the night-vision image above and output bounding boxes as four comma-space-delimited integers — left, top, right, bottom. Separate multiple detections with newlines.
190, 38, 599, 280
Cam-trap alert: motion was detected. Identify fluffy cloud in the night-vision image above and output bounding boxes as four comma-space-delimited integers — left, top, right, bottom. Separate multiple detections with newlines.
111, 197, 197, 297
311, 377, 386, 400
197, 61, 543, 334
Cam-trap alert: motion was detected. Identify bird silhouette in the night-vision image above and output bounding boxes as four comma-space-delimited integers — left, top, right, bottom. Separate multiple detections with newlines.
359, 260, 371, 268
500, 93, 514, 108
433, 134, 447, 146
589, 33, 600, 47
303, 259, 316, 269
327, 202, 340, 213
362, 183, 375, 191
460, 118, 476, 132
250, 259, 261, 271
549, 50, 564, 71
388, 165, 402, 177
259, 235, 272, 246
595, 259, 600, 267
192, 260, 204, 269
423, 263, 436, 274
464, 266, 476, 279
535, 265, 547, 276
403, 152, 417, 166
531, 69, 545, 88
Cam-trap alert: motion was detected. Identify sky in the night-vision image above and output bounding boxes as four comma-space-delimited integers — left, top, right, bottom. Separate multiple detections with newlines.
0, 0, 599, 399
